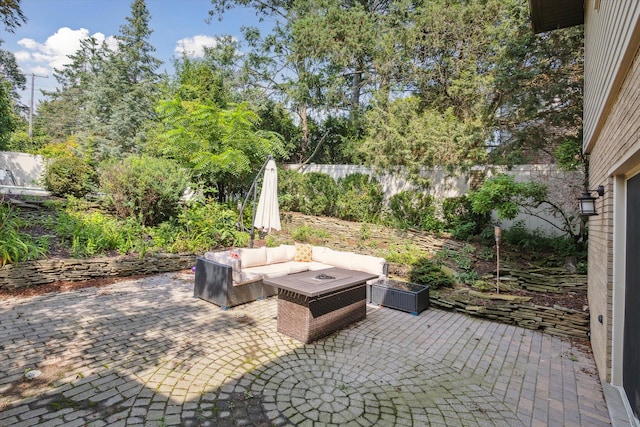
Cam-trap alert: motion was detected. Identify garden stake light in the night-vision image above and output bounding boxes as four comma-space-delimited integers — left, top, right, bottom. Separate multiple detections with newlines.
495, 227, 501, 293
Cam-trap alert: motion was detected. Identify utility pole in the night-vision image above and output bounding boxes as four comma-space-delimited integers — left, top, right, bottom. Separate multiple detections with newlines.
28, 73, 48, 140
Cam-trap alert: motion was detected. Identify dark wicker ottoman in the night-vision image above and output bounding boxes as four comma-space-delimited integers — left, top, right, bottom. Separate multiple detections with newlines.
277, 284, 366, 343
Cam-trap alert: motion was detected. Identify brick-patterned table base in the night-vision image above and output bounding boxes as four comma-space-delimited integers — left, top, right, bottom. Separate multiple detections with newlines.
277, 284, 366, 343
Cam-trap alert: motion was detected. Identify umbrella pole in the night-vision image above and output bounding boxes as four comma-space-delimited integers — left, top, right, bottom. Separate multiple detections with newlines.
237, 155, 273, 248
250, 180, 258, 248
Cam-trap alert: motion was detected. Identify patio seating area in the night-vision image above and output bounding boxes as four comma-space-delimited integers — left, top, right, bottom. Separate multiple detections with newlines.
0, 272, 611, 426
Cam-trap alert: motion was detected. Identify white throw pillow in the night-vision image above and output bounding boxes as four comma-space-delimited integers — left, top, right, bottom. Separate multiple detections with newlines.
266, 245, 289, 264
238, 247, 267, 268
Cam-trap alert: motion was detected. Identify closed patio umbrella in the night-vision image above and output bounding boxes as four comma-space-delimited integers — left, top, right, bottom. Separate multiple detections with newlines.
253, 157, 281, 233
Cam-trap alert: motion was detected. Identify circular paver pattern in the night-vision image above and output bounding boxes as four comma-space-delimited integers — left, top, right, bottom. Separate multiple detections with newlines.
242, 340, 525, 427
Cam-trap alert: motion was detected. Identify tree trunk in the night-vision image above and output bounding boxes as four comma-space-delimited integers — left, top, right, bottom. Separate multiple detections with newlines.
299, 102, 309, 159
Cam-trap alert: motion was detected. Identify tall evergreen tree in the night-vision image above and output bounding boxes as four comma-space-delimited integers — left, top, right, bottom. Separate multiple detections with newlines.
40, 37, 111, 141
96, 0, 161, 156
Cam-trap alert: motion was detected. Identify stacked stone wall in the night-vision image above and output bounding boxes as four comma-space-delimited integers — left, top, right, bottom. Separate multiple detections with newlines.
0, 253, 195, 291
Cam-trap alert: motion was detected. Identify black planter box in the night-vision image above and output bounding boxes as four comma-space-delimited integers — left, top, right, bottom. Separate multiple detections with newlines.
367, 279, 429, 315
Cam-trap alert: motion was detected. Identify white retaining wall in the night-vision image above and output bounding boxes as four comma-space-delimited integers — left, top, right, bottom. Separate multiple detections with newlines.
0, 151, 46, 187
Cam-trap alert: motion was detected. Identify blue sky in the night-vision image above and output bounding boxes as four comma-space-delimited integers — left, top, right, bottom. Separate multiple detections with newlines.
1, 0, 272, 104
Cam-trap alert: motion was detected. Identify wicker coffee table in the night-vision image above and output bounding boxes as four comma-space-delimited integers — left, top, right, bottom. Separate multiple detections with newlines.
264, 267, 378, 343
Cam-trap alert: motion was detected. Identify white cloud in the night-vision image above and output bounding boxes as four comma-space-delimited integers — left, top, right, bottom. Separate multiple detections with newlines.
13, 51, 31, 62
16, 27, 117, 73
174, 35, 219, 58
31, 66, 50, 76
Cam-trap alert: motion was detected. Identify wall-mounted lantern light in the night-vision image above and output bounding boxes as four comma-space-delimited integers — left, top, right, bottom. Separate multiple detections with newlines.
578, 185, 605, 217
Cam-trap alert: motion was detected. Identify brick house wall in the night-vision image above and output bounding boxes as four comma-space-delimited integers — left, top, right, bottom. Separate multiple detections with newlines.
588, 45, 640, 382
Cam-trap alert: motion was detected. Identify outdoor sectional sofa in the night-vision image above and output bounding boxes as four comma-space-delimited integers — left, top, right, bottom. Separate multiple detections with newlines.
194, 244, 388, 309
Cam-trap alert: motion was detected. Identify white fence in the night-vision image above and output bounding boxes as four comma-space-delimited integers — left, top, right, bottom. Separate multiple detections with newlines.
0, 151, 583, 236
287, 163, 584, 236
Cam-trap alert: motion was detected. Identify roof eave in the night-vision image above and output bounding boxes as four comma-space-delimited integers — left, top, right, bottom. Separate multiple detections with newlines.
529, 0, 584, 34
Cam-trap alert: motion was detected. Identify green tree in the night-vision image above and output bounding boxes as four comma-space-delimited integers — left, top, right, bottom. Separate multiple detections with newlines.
0, 39, 26, 149
96, 0, 161, 155
155, 97, 287, 201
40, 36, 110, 142
490, 14, 583, 164
40, 1, 162, 160
99, 155, 188, 226
0, 0, 25, 33
0, 79, 18, 149
362, 97, 487, 181
468, 174, 583, 242
0, 39, 25, 102
210, 0, 336, 162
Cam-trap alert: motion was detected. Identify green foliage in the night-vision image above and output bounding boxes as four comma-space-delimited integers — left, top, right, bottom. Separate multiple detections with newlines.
0, 1, 26, 32
435, 245, 475, 272
502, 221, 585, 262
0, 79, 20, 150
37, 137, 80, 159
277, 168, 305, 212
468, 174, 547, 220
387, 190, 441, 231
43, 155, 97, 198
554, 138, 584, 171
379, 243, 425, 266
149, 201, 245, 252
409, 257, 454, 290
50, 197, 244, 257
53, 206, 141, 257
154, 98, 287, 200
0, 201, 49, 265
290, 225, 331, 243
299, 172, 339, 216
335, 173, 383, 222
99, 155, 189, 226
442, 195, 491, 239
362, 99, 487, 175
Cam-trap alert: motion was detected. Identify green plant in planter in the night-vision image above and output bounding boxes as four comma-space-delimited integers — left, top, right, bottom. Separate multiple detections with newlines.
409, 257, 454, 290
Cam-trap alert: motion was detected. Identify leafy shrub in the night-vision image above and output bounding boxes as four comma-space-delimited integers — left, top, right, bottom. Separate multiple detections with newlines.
409, 257, 454, 290
151, 201, 246, 252
501, 220, 585, 266
278, 168, 305, 212
0, 202, 49, 265
335, 173, 384, 222
52, 200, 141, 257
387, 190, 441, 231
43, 155, 96, 197
468, 174, 547, 220
51, 197, 244, 257
299, 172, 339, 216
291, 225, 331, 243
442, 196, 490, 239
99, 155, 189, 226
380, 243, 425, 265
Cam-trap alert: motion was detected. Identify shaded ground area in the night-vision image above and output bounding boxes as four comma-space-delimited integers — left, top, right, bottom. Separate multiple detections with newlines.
0, 273, 609, 426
